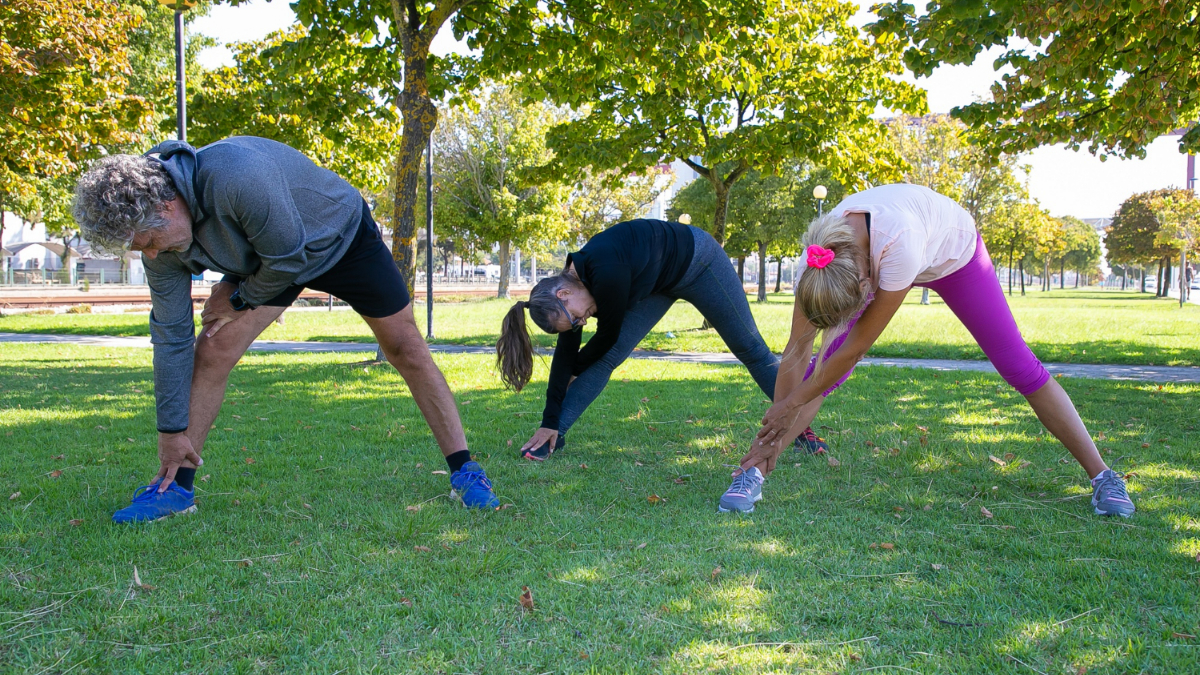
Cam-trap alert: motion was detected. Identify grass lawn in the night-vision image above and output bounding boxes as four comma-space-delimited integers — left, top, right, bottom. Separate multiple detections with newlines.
2, 344, 1198, 673
4, 289, 1199, 366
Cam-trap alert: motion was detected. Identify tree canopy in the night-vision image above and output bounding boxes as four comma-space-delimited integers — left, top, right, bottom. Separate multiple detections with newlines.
475, 0, 925, 245
188, 24, 400, 194
872, 0, 1200, 158
1, 0, 151, 218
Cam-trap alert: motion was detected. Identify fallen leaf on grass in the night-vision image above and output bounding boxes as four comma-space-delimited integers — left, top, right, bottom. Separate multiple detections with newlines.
980, 506, 994, 519
1002, 452, 1015, 461
414, 546, 432, 553
641, 397, 649, 403
923, 504, 932, 511
69, 519, 83, 526
1017, 461, 1032, 470
232, 415, 242, 419
519, 586, 535, 611
245, 457, 255, 464
9, 492, 19, 501
233, 500, 241, 506
1123, 472, 1138, 480
1195, 552, 1200, 563
1075, 667, 1087, 675
302, 503, 312, 510
406, 505, 420, 512
647, 494, 665, 504
917, 426, 928, 433
827, 456, 841, 467
711, 566, 722, 580
636, 542, 647, 550
673, 477, 687, 484
51, 454, 64, 460
579, 463, 588, 469
880, 542, 895, 550
1172, 632, 1196, 640
257, 417, 268, 422
1141, 443, 1150, 448
350, 425, 361, 431
496, 503, 514, 511
237, 559, 252, 568
988, 455, 1007, 467
1097, 432, 1106, 441
889, 447, 901, 456
849, 653, 861, 662
50, 470, 62, 478
431, 470, 448, 475
579, 652, 589, 659
634, 461, 644, 466
132, 566, 155, 591
506, 439, 512, 447
399, 597, 412, 607
931, 564, 944, 571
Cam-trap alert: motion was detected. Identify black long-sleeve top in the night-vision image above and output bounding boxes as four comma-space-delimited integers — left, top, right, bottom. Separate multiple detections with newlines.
540, 219, 695, 429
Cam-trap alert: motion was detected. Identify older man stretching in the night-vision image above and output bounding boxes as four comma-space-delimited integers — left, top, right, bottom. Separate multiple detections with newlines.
73, 136, 499, 522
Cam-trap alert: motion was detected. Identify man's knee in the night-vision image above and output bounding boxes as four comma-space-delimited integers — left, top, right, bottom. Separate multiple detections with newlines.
379, 327, 431, 372
194, 331, 248, 373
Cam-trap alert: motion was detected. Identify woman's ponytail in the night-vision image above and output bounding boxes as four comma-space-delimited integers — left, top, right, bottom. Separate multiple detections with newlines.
497, 300, 534, 391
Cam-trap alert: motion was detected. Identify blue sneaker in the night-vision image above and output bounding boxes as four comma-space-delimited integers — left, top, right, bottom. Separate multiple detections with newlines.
1091, 469, 1135, 517
718, 467, 764, 513
450, 461, 500, 509
112, 480, 197, 524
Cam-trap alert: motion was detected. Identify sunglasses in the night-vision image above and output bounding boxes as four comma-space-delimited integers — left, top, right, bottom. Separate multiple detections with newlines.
555, 296, 585, 331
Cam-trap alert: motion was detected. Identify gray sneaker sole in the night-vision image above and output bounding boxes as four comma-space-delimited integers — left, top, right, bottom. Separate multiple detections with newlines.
1093, 506, 1134, 518
718, 494, 762, 513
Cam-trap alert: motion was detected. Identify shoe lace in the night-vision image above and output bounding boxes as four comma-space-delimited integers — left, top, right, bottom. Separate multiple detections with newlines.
726, 469, 760, 496
130, 483, 161, 503
456, 468, 493, 492
1097, 472, 1129, 501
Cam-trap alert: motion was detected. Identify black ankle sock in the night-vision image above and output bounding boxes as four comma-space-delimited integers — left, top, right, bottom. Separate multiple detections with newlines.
445, 450, 472, 473
174, 468, 197, 491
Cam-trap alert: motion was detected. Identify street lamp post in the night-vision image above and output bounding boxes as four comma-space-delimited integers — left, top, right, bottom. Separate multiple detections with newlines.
426, 139, 434, 339
157, 0, 197, 141
813, 185, 827, 217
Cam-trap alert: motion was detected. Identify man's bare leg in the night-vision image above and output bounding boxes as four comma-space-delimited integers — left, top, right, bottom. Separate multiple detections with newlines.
364, 304, 467, 457
182, 305, 287, 462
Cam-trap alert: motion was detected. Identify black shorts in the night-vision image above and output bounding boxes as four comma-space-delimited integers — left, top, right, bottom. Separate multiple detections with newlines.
223, 201, 411, 318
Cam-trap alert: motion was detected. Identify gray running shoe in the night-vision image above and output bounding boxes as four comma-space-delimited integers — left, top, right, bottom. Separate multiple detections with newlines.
718, 467, 764, 513
1091, 469, 1135, 517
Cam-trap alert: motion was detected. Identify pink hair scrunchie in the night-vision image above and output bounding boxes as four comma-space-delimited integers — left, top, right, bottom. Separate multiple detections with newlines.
806, 244, 836, 269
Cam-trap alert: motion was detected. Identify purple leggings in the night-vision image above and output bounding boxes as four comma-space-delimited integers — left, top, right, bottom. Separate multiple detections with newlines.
805, 233, 1051, 397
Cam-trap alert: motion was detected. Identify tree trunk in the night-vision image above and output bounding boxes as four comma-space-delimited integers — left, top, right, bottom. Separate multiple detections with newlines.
497, 239, 511, 298
1155, 259, 1164, 296
1019, 260, 1026, 295
737, 256, 745, 284
712, 181, 731, 246
1007, 248, 1014, 295
1164, 259, 1173, 296
389, 6, 441, 299
1043, 258, 1050, 291
1060, 260, 1065, 289
774, 257, 782, 293
756, 242, 768, 302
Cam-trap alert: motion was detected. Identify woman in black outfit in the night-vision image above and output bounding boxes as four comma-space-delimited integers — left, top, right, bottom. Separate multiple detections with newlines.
497, 219, 780, 459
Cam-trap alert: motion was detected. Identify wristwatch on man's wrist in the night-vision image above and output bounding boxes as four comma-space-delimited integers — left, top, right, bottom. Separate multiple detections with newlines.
229, 289, 252, 312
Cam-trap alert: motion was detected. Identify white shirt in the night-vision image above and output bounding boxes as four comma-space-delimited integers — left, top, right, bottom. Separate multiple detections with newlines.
813, 184, 978, 292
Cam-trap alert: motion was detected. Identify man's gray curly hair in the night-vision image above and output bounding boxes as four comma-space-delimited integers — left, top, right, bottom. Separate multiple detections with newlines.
72, 154, 178, 256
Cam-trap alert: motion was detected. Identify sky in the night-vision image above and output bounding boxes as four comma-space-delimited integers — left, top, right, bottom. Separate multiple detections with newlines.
190, 0, 1195, 220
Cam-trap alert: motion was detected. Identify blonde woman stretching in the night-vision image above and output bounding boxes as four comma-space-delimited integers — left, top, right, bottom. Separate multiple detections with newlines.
718, 183, 1134, 518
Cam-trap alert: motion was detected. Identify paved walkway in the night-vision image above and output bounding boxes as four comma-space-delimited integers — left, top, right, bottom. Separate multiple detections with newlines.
3, 332, 1198, 384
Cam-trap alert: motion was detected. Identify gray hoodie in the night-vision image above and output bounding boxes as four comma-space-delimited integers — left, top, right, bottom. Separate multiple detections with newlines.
143, 136, 363, 433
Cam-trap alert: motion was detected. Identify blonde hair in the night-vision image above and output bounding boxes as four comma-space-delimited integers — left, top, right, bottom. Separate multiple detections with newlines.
795, 212, 868, 373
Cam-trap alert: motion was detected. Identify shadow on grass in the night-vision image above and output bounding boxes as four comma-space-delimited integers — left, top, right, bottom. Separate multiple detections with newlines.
1, 349, 1197, 673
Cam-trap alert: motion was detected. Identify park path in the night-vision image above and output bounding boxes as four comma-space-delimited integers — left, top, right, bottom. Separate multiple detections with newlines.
3, 332, 1199, 384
